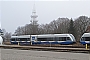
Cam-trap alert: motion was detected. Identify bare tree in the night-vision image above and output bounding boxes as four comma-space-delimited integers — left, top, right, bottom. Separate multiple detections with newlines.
68, 18, 75, 35
74, 16, 90, 41
14, 16, 90, 42
56, 18, 70, 33
4, 32, 11, 42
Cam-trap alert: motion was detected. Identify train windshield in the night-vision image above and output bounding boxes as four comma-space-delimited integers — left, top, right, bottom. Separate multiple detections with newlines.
69, 34, 75, 41
81, 37, 90, 41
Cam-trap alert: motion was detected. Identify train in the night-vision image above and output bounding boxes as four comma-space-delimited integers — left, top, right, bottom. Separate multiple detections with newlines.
80, 33, 90, 45
0, 36, 3, 45
10, 34, 76, 45
0, 29, 3, 45
11, 35, 31, 45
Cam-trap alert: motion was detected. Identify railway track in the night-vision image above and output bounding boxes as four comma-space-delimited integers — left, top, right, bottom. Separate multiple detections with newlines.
31, 44, 85, 48
0, 45, 90, 53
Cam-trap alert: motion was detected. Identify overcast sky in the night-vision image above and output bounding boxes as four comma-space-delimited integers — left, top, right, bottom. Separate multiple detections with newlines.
1, 0, 90, 34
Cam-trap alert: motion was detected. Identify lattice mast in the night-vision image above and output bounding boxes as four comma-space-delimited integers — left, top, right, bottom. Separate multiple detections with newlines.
30, 4, 38, 25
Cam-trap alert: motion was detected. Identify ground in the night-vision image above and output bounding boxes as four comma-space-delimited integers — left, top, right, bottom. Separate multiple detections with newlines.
0, 49, 90, 60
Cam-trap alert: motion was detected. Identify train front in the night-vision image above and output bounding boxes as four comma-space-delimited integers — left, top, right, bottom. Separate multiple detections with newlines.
80, 33, 90, 45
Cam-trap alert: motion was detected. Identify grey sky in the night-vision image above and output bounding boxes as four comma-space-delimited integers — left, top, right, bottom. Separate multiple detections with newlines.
1, 1, 90, 33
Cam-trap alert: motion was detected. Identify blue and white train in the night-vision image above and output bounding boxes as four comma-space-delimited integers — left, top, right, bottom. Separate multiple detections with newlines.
11, 35, 31, 45
10, 34, 76, 45
31, 34, 76, 45
80, 33, 90, 45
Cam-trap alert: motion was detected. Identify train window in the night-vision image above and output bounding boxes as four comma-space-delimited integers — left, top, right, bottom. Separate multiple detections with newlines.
37, 38, 47, 41
47, 38, 54, 41
27, 38, 30, 41
55, 37, 59, 41
19, 38, 30, 41
15, 38, 19, 41
66, 37, 71, 41
84, 37, 90, 41
63, 37, 66, 41
58, 37, 66, 41
37, 38, 54, 41
11, 38, 16, 41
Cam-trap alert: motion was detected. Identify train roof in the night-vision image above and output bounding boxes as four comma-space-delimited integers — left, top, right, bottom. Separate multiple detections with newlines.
18, 35, 30, 38
11, 34, 74, 38
37, 34, 72, 38
82, 33, 90, 37
11, 36, 18, 38
11, 35, 30, 38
